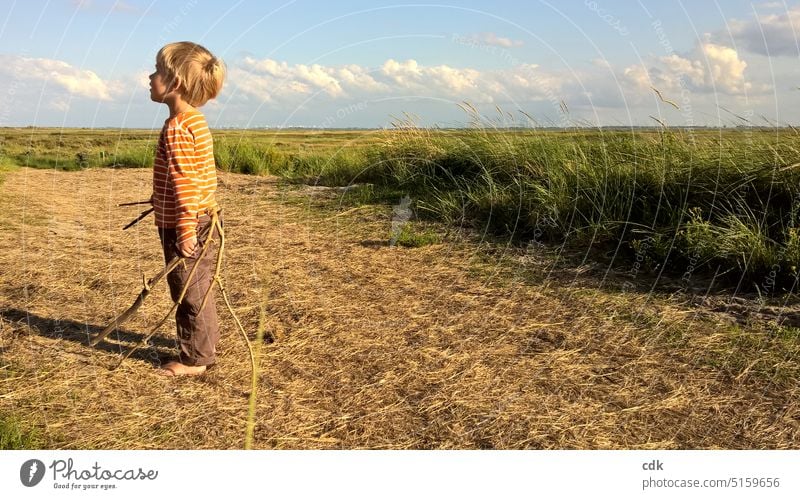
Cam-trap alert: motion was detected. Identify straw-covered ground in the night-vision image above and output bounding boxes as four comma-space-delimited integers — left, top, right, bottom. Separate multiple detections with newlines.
0, 166, 798, 449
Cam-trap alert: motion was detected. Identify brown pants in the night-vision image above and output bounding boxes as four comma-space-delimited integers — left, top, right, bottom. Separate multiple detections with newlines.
158, 213, 222, 367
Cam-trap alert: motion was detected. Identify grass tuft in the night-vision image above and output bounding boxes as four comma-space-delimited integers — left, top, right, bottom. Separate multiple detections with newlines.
0, 414, 42, 450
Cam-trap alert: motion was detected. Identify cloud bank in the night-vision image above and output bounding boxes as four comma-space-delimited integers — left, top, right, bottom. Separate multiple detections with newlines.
0, 55, 124, 103
0, 37, 777, 127
729, 6, 800, 56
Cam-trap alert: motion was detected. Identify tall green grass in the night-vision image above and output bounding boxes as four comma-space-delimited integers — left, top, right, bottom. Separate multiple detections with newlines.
4, 125, 799, 285
346, 126, 800, 286
1, 129, 158, 170
213, 137, 367, 183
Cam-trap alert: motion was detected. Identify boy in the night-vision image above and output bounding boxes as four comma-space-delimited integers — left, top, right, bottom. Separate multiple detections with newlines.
148, 41, 225, 376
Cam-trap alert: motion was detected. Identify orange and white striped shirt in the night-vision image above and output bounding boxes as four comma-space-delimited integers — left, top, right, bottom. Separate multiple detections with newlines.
152, 109, 218, 245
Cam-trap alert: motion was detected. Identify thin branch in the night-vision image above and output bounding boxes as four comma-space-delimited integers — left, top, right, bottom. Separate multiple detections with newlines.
118, 200, 152, 207
89, 221, 214, 346
114, 218, 218, 368
122, 208, 154, 231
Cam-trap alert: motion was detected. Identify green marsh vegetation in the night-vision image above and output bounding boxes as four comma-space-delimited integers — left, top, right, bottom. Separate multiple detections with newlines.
3, 116, 799, 290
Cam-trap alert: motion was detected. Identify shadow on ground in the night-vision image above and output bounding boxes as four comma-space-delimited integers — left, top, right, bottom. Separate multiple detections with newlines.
0, 307, 175, 365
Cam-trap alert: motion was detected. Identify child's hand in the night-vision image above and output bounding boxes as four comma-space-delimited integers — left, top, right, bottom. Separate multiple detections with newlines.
177, 235, 198, 258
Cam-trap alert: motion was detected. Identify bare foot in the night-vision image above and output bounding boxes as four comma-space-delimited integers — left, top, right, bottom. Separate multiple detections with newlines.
158, 361, 208, 377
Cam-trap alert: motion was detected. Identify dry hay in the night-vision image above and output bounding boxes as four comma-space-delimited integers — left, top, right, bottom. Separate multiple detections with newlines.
0, 166, 798, 449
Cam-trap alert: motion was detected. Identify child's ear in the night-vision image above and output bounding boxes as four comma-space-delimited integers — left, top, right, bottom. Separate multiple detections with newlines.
170, 76, 182, 93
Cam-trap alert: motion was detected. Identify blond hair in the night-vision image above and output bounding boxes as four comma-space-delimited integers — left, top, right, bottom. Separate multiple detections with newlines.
156, 41, 225, 107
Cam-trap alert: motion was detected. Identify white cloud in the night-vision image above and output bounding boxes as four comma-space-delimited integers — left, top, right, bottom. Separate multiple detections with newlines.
592, 58, 614, 69
294, 63, 344, 97
238, 56, 390, 101
729, 6, 800, 56
623, 41, 758, 95
229, 57, 568, 106
135, 70, 150, 90
380, 58, 424, 88
0, 55, 122, 102
462, 32, 524, 48
334, 64, 388, 93
242, 57, 288, 77
703, 43, 751, 93
426, 65, 481, 94
0, 50, 785, 127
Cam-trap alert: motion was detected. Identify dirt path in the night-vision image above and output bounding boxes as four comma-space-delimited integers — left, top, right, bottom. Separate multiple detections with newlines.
0, 167, 797, 449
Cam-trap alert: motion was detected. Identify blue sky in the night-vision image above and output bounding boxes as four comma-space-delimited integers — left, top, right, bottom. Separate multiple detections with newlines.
1, 0, 799, 128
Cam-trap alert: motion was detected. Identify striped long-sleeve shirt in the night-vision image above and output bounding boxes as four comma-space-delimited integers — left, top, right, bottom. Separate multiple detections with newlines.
152, 109, 218, 245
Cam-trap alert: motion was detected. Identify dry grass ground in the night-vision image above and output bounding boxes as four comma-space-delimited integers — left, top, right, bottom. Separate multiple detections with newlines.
0, 166, 798, 449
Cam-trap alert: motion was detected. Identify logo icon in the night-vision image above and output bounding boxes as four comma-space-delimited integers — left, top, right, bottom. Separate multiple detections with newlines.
390, 194, 413, 246
20, 459, 45, 487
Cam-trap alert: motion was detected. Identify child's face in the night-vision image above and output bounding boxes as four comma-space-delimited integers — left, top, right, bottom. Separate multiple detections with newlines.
148, 62, 172, 103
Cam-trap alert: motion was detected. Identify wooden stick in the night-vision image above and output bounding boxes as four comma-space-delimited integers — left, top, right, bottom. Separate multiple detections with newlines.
118, 200, 152, 207
113, 209, 226, 368
212, 215, 255, 370
90, 222, 213, 346
197, 215, 224, 316
209, 213, 258, 448
122, 208, 154, 230
89, 255, 182, 346
113, 215, 217, 368
116, 212, 256, 383
96, 208, 258, 400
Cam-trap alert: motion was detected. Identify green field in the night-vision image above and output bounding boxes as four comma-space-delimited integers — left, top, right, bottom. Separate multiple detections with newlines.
2, 125, 799, 291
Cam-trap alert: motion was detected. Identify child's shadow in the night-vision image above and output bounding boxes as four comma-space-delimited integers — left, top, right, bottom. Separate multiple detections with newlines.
0, 307, 175, 366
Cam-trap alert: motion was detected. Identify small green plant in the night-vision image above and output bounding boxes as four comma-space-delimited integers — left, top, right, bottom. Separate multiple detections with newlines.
782, 227, 800, 272
680, 207, 717, 260
0, 414, 41, 450
339, 183, 409, 206
391, 224, 441, 248
75, 151, 89, 168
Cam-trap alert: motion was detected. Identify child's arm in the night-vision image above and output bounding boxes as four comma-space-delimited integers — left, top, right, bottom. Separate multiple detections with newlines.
164, 123, 200, 254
